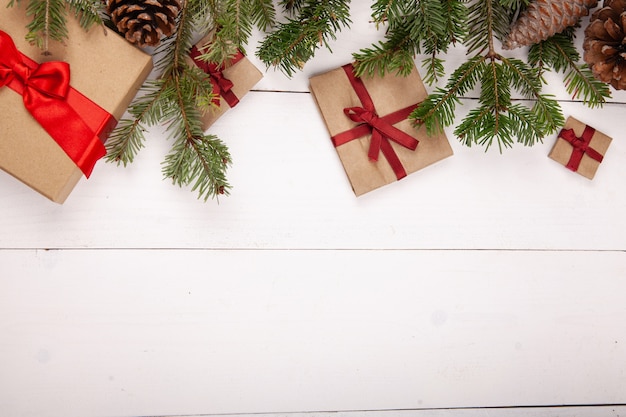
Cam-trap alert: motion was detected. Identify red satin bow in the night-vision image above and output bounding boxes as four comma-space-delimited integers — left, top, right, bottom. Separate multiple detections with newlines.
559, 125, 603, 172
190, 45, 243, 108
0, 30, 113, 177
331, 64, 419, 180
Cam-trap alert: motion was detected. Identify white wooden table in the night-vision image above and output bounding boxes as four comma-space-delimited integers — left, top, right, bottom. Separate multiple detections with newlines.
2, 5, 626, 417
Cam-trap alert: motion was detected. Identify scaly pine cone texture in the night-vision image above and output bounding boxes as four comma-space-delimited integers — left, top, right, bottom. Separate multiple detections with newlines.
107, 0, 182, 47
503, 0, 599, 49
583, 0, 626, 89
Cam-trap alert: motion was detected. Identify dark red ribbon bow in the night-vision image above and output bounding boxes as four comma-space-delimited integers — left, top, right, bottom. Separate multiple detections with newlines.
190, 45, 243, 108
559, 125, 603, 172
331, 64, 419, 180
0, 30, 112, 177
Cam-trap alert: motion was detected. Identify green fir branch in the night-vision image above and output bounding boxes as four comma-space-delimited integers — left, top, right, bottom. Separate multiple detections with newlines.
12, 0, 67, 53
500, 56, 563, 136
528, 30, 611, 107
412, 55, 486, 135
256, 0, 352, 77
107, 0, 232, 201
279, 0, 306, 14
249, 0, 276, 31
161, 71, 232, 200
8, 0, 105, 53
66, 0, 105, 30
199, 0, 276, 64
413, 0, 566, 150
352, 19, 417, 77
105, 79, 169, 166
353, 0, 467, 82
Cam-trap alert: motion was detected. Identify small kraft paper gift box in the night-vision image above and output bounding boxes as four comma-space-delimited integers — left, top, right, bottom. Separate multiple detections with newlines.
0, 3, 153, 203
188, 34, 263, 131
548, 116, 612, 180
309, 62, 453, 196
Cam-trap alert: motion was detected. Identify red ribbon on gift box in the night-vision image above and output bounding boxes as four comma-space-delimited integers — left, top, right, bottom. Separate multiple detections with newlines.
559, 125, 604, 172
189, 45, 244, 108
0, 30, 115, 177
330, 64, 419, 180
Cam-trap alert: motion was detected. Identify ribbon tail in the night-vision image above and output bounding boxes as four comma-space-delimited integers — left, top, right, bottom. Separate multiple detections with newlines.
380, 138, 407, 180
220, 87, 240, 108
25, 91, 106, 177
369, 130, 383, 161
566, 149, 584, 172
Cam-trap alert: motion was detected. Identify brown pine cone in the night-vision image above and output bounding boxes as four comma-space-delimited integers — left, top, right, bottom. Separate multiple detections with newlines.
583, 0, 626, 90
503, 0, 599, 49
107, 0, 182, 47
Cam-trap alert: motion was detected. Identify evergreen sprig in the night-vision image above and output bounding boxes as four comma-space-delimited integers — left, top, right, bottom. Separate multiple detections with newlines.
256, 0, 352, 77
353, 0, 467, 82
8, 0, 105, 54
528, 29, 611, 107
200, 0, 276, 64
412, 0, 564, 150
107, 0, 237, 201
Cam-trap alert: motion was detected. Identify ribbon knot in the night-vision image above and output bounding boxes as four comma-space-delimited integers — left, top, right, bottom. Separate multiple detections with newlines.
559, 125, 603, 172
345, 106, 378, 125
331, 64, 420, 180
208, 67, 235, 96
190, 45, 243, 108
11, 61, 31, 83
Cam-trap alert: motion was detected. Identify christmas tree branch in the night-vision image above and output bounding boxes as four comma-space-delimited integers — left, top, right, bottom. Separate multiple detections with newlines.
413, 0, 564, 150
528, 30, 611, 107
257, 0, 351, 77
353, 0, 467, 82
8, 0, 105, 53
107, 0, 232, 201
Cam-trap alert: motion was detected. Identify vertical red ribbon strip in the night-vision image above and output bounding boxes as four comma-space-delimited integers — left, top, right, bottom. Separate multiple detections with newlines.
559, 125, 603, 172
0, 30, 115, 177
330, 64, 420, 180
190, 45, 244, 108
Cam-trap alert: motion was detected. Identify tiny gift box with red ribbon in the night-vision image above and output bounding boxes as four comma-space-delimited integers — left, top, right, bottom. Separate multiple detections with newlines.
309, 63, 453, 196
0, 3, 153, 203
548, 116, 612, 180
188, 34, 263, 131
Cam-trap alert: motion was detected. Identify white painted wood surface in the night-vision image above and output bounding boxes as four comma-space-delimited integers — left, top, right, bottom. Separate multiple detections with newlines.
2, 3, 626, 417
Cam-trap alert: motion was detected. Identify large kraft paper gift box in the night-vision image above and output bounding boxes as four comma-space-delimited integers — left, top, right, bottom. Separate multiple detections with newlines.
0, 4, 153, 203
188, 34, 263, 131
548, 116, 612, 180
309, 63, 453, 196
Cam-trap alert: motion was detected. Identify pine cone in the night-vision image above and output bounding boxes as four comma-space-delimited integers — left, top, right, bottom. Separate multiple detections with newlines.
107, 0, 182, 47
583, 0, 626, 89
503, 0, 599, 49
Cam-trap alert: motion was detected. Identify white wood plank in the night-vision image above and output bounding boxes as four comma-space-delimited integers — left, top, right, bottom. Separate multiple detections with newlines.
1, 94, 625, 250
164, 407, 626, 417
1, 249, 625, 417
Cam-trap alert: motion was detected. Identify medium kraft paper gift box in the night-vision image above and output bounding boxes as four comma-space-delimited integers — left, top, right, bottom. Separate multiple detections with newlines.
0, 4, 153, 203
188, 35, 263, 131
309, 63, 453, 196
548, 116, 612, 180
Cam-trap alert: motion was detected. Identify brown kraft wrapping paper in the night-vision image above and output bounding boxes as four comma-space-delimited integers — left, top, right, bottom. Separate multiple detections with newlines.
0, 3, 153, 203
309, 63, 453, 196
189, 35, 264, 131
548, 116, 612, 180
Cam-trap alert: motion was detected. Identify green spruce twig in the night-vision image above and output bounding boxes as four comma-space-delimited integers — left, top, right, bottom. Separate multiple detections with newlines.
107, 0, 276, 201
353, 0, 467, 82
8, 0, 105, 54
528, 29, 611, 107
412, 0, 564, 151
256, 0, 352, 77
107, 0, 233, 201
